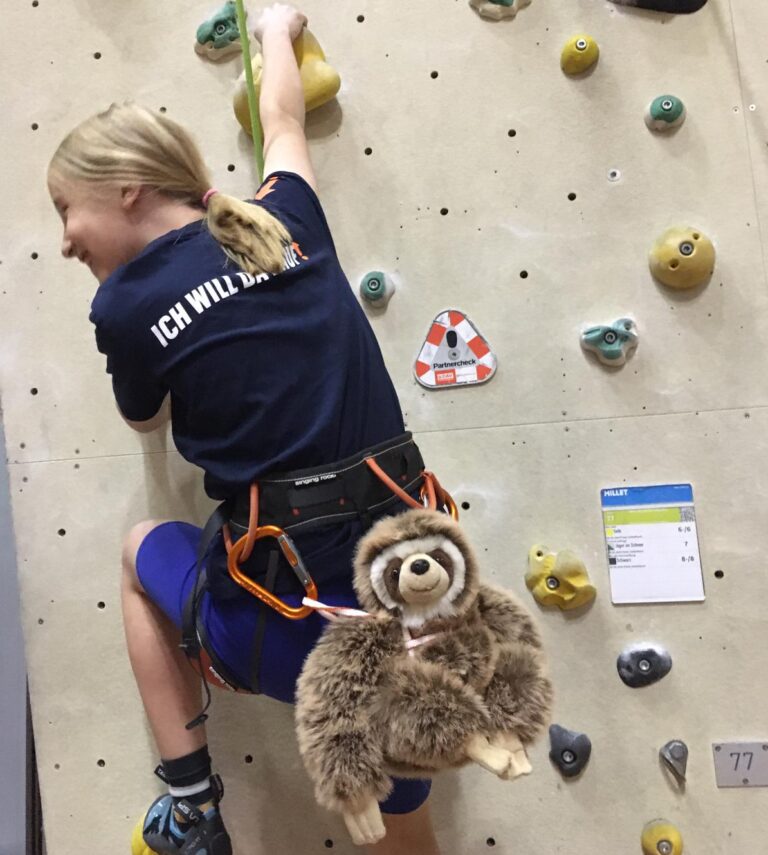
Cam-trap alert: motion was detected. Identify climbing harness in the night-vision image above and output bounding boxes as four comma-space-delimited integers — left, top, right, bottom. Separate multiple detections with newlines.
180, 432, 456, 727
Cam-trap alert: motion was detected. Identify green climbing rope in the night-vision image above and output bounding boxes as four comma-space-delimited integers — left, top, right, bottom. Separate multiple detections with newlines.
235, 0, 264, 182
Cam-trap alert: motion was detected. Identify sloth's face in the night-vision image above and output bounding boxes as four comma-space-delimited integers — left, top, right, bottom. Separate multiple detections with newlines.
385, 548, 453, 605
370, 534, 466, 626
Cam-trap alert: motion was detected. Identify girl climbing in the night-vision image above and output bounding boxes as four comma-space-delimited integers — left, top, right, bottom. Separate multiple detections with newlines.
47, 4, 448, 854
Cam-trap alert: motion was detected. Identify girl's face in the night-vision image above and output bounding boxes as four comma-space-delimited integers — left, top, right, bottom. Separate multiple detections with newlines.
47, 175, 142, 284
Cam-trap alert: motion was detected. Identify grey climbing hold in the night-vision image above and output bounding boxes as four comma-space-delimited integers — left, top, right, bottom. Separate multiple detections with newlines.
660, 739, 688, 781
609, 0, 707, 12
617, 644, 672, 687
549, 724, 592, 778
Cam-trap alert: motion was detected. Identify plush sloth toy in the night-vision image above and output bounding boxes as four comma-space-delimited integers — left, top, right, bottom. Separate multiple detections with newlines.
295, 509, 553, 846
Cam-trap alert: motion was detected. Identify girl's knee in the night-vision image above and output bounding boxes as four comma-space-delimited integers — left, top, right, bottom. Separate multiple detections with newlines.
121, 519, 168, 575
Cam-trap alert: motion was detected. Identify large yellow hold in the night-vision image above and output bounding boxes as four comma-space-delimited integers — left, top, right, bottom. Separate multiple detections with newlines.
641, 819, 684, 855
131, 817, 155, 855
234, 29, 341, 136
649, 226, 715, 290
561, 34, 599, 75
525, 545, 596, 610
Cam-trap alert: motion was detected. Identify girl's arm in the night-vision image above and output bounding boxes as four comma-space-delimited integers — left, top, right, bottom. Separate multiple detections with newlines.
255, 4, 318, 191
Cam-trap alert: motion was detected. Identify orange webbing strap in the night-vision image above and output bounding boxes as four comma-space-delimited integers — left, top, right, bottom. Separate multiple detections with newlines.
364, 457, 430, 509
423, 470, 459, 520
365, 458, 459, 521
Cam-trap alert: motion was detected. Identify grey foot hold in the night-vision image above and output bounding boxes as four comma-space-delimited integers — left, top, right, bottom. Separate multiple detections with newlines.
617, 644, 672, 688
549, 724, 592, 778
660, 739, 688, 781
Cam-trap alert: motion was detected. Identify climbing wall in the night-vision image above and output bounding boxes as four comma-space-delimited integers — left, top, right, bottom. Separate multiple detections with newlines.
2, 0, 767, 851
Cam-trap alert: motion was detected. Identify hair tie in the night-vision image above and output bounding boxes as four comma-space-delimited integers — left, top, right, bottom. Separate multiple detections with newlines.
202, 188, 219, 208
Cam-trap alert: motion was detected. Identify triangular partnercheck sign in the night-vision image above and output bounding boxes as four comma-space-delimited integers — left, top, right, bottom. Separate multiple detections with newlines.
414, 309, 497, 389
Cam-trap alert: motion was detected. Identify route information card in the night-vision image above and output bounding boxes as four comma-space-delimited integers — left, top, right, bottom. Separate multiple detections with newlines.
601, 484, 705, 605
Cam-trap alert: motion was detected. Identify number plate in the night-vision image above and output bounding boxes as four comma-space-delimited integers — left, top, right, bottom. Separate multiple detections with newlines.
712, 742, 768, 787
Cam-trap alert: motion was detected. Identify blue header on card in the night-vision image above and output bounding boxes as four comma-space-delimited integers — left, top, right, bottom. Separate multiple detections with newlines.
601, 484, 693, 507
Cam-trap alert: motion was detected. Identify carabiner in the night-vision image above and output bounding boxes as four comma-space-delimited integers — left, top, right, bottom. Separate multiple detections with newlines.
420, 471, 459, 520
227, 525, 318, 619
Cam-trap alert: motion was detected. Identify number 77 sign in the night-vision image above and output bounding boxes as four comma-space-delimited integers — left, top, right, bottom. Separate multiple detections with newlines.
713, 742, 768, 787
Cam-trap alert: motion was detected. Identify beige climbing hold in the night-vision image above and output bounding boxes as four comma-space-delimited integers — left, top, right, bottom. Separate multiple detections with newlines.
469, 0, 532, 21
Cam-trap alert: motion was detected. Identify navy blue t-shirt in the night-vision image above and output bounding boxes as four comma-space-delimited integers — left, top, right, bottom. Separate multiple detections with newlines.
90, 172, 404, 499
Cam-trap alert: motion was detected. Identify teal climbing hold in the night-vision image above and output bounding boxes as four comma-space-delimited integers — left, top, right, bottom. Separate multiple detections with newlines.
581, 318, 638, 366
360, 271, 395, 306
645, 95, 686, 131
195, 1, 242, 61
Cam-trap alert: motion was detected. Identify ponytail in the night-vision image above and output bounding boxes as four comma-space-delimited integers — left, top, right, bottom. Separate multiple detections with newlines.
49, 102, 291, 275
204, 192, 290, 276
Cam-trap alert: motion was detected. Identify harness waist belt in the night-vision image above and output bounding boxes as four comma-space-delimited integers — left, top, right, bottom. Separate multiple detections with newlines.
228, 432, 425, 537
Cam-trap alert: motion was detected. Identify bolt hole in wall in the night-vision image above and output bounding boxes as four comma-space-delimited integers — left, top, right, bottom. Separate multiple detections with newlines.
461, 501, 470, 510
568, 192, 577, 201
715, 570, 724, 579
227, 164, 235, 172
431, 70, 439, 79
57, 529, 66, 537
93, 52, 102, 59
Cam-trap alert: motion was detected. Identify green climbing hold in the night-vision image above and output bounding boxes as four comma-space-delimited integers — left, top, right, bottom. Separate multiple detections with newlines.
195, 1, 242, 62
360, 271, 395, 306
645, 95, 686, 131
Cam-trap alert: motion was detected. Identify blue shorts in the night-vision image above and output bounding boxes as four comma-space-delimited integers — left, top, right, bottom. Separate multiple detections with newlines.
136, 518, 431, 815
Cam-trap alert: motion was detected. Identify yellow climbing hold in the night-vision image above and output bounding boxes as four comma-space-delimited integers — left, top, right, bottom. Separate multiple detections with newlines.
525, 546, 596, 610
234, 29, 340, 136
641, 819, 684, 855
649, 226, 715, 290
561, 35, 599, 75
131, 817, 157, 855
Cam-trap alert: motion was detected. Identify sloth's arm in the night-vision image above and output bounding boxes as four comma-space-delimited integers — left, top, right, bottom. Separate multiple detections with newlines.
476, 583, 544, 650
476, 585, 553, 743
295, 619, 399, 812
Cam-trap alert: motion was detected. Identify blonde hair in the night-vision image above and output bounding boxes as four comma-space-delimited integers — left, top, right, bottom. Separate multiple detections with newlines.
48, 102, 290, 275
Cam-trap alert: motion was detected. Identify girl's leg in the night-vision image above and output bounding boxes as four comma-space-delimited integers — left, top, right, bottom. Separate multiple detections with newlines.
122, 521, 232, 855
121, 520, 207, 759
367, 801, 441, 855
